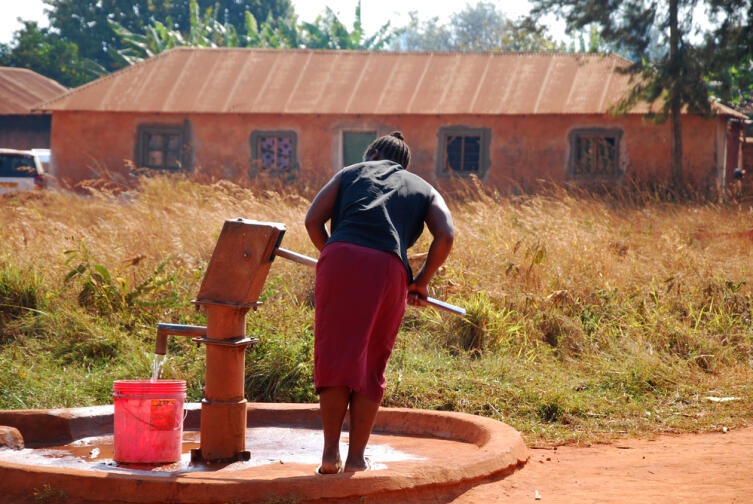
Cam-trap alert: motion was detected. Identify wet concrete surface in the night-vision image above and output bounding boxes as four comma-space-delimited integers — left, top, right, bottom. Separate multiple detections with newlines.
0, 403, 527, 503
0, 426, 425, 474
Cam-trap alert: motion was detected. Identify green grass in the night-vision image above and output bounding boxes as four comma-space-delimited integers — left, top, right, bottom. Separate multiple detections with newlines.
1, 176, 753, 445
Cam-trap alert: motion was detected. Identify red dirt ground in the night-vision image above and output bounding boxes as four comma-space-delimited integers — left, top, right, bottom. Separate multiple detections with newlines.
448, 426, 753, 504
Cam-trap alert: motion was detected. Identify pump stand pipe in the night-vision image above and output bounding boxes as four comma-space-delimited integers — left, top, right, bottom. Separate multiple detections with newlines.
154, 323, 208, 355
273, 247, 467, 317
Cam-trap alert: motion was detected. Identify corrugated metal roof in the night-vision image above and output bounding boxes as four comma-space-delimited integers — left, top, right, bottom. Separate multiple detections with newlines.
712, 101, 748, 120
0, 67, 67, 115
35, 48, 743, 117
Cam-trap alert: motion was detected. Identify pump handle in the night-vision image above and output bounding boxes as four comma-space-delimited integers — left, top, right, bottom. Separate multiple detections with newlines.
273, 247, 466, 317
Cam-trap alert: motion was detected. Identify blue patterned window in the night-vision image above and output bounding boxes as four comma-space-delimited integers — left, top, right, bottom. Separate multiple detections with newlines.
250, 130, 298, 176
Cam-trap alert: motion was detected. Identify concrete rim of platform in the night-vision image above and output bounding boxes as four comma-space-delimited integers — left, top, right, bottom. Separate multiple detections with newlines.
0, 403, 528, 503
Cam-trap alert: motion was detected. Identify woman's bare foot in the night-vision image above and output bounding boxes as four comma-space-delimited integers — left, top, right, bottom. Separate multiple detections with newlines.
343, 456, 371, 473
317, 447, 342, 474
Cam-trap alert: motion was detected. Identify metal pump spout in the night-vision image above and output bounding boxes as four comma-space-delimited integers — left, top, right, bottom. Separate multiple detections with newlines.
155, 323, 208, 355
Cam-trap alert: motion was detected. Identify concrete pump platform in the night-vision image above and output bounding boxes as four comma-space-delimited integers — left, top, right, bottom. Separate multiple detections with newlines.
0, 403, 527, 503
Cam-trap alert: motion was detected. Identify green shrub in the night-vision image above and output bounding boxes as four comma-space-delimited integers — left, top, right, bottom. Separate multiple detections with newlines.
0, 264, 45, 342
245, 332, 316, 402
63, 241, 184, 323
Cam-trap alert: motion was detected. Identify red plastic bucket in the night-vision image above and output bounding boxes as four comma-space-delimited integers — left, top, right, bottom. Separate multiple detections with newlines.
112, 380, 186, 464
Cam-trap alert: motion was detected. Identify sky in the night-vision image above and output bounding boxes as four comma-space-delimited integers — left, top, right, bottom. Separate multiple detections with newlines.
0, 0, 568, 45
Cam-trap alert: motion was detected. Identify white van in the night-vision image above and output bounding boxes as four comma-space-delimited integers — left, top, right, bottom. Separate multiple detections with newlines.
0, 149, 46, 194
31, 148, 51, 172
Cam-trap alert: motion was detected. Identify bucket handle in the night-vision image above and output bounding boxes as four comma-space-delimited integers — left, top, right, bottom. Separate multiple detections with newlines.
115, 396, 188, 431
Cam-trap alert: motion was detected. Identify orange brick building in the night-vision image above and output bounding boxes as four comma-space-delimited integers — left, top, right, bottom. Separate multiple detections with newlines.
0, 67, 67, 149
37, 48, 747, 192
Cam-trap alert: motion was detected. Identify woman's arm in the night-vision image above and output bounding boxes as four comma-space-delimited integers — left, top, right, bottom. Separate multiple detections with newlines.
408, 189, 454, 306
304, 172, 342, 252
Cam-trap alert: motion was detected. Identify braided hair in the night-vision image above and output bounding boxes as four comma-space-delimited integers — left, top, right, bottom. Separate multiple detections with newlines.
363, 131, 411, 169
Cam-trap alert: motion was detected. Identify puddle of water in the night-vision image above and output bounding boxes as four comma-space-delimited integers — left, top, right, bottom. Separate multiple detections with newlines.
0, 427, 421, 475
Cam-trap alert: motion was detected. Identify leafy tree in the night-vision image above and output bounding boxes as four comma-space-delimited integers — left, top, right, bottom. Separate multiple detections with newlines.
108, 20, 185, 66
392, 2, 563, 52
502, 17, 566, 52
167, 0, 294, 35
567, 25, 611, 53
0, 21, 94, 87
43, 0, 294, 71
108, 0, 303, 66
300, 1, 393, 50
529, 0, 753, 189
392, 13, 453, 52
702, 1, 753, 112
44, 0, 174, 71
109, 0, 401, 65
250, 12, 300, 48
452, 1, 512, 51
452, 1, 563, 51
109, 0, 236, 65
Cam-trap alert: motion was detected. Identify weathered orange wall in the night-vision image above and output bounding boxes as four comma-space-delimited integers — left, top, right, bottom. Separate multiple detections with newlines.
50, 111, 724, 191
725, 121, 743, 179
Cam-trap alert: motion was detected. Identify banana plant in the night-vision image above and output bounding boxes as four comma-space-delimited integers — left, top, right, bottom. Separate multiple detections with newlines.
109, 0, 398, 67
300, 0, 393, 50
108, 0, 253, 66
108, 19, 185, 66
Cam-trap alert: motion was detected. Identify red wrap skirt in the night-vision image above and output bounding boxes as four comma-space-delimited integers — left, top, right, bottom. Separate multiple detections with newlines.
314, 241, 408, 404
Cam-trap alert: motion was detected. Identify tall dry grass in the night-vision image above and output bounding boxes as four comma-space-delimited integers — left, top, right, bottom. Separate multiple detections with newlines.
1, 173, 753, 443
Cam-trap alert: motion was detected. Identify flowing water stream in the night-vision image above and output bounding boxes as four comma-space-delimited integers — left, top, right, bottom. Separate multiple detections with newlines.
150, 354, 165, 381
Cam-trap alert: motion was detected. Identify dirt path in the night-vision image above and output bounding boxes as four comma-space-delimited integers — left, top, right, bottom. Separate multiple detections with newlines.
450, 426, 753, 503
